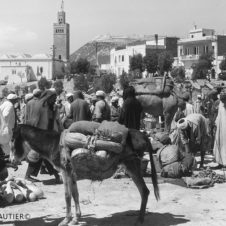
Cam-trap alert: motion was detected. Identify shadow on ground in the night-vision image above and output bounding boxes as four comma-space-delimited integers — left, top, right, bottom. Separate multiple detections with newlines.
2, 211, 190, 226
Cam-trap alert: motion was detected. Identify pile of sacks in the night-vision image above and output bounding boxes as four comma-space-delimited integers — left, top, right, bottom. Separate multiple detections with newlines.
0, 177, 44, 205
62, 121, 128, 180
150, 132, 196, 178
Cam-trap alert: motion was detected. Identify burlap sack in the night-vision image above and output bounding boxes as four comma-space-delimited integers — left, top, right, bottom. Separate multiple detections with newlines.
157, 145, 179, 168
68, 121, 100, 135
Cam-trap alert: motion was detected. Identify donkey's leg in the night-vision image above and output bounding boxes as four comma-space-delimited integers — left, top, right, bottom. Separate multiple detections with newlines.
70, 172, 81, 225
58, 170, 73, 226
124, 157, 150, 224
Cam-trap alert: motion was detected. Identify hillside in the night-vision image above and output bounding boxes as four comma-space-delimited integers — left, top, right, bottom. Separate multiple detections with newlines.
70, 35, 141, 65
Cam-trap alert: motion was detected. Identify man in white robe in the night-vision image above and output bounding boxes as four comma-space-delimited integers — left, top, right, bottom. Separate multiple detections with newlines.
213, 101, 226, 167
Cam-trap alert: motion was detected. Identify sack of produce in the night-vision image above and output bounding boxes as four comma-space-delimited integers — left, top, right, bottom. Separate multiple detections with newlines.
157, 145, 179, 168
64, 132, 88, 150
95, 140, 122, 154
71, 148, 120, 181
68, 121, 100, 135
161, 162, 182, 178
97, 121, 128, 144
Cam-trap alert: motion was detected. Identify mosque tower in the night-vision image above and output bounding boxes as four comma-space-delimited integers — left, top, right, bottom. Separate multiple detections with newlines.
53, 0, 70, 62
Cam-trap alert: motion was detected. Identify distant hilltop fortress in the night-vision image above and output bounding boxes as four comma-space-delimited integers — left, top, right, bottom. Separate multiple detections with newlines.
0, 0, 70, 84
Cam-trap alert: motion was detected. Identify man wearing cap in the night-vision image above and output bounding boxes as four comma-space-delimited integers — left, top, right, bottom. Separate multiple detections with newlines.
110, 96, 121, 121
67, 90, 91, 122
93, 90, 110, 122
0, 93, 18, 154
177, 113, 210, 168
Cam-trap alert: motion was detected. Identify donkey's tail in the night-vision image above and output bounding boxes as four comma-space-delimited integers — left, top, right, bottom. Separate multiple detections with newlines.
146, 136, 160, 201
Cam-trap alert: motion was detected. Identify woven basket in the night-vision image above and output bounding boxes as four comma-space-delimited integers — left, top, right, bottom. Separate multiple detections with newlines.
71, 148, 120, 181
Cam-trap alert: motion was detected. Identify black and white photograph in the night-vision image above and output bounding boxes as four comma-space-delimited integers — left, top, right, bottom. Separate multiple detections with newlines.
0, 0, 226, 225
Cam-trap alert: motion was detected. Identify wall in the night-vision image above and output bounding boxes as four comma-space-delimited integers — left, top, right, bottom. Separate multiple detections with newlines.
0, 59, 55, 84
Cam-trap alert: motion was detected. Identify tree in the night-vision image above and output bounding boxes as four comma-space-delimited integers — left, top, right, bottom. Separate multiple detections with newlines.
220, 57, 226, 71
73, 74, 89, 92
93, 73, 116, 94
158, 51, 174, 75
171, 66, 185, 83
38, 77, 52, 91
192, 53, 214, 80
2, 87, 9, 97
70, 58, 91, 75
129, 54, 144, 74
14, 85, 20, 96
143, 53, 158, 74
119, 71, 131, 89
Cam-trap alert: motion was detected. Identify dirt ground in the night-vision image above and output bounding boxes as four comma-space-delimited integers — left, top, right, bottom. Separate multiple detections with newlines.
1, 160, 226, 226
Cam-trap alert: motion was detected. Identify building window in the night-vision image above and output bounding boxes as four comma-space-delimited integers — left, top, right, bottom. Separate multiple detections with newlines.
185, 48, 190, 55
115, 57, 117, 63
204, 45, 209, 53
191, 35, 194, 38
180, 48, 183, 56
194, 46, 199, 55
59, 55, 62, 60
122, 55, 124, 62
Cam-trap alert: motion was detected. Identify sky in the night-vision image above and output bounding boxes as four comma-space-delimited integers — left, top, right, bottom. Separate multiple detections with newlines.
0, 0, 226, 55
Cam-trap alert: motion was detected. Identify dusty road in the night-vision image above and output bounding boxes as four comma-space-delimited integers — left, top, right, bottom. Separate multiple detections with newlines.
1, 162, 226, 226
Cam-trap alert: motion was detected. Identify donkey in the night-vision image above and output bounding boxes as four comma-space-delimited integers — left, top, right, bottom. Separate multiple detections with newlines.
10, 124, 160, 226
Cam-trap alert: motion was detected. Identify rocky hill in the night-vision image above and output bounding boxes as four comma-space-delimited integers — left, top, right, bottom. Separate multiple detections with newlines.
70, 35, 143, 65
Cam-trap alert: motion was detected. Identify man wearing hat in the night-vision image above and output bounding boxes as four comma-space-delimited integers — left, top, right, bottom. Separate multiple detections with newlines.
177, 113, 210, 168
0, 93, 18, 155
110, 96, 121, 121
67, 90, 91, 122
93, 90, 110, 122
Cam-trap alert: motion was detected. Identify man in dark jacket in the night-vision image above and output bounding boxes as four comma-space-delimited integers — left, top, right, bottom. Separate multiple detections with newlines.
118, 86, 142, 130
68, 90, 91, 122
93, 90, 111, 122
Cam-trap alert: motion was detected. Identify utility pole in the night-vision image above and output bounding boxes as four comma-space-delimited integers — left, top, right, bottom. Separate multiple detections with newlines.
94, 41, 100, 76
51, 45, 56, 80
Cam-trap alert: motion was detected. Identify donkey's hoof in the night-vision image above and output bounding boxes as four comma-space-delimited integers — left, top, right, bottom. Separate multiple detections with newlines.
58, 217, 72, 226
69, 218, 79, 225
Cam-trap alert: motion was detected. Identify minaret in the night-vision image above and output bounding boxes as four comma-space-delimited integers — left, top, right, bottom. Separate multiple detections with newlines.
53, 0, 70, 62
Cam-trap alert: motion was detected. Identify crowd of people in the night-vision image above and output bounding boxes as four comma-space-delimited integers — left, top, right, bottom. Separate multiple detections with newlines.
0, 84, 143, 182
0, 80, 226, 182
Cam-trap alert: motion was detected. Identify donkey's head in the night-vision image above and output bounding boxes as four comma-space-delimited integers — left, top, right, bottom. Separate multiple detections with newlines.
10, 125, 30, 163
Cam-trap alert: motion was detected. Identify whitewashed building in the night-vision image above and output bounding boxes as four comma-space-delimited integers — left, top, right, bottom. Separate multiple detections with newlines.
0, 53, 65, 84
176, 27, 226, 78
110, 37, 178, 77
